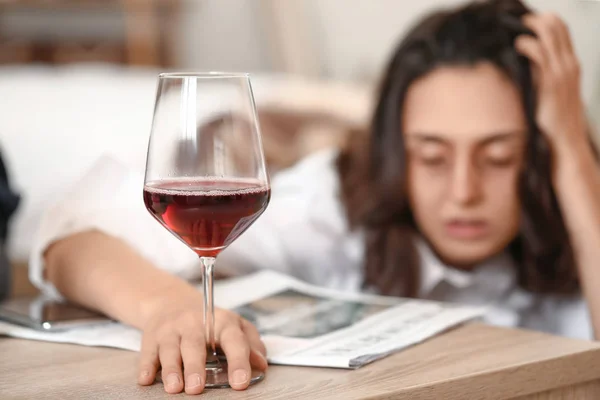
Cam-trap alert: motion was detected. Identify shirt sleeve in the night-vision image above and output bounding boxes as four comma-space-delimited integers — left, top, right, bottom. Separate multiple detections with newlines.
218, 148, 352, 285
539, 295, 593, 340
29, 148, 350, 298
28, 155, 199, 299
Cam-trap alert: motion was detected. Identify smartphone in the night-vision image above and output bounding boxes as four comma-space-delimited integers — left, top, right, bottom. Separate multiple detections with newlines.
0, 296, 110, 332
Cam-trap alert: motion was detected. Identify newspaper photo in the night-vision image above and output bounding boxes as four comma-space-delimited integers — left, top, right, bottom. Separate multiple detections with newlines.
214, 271, 485, 369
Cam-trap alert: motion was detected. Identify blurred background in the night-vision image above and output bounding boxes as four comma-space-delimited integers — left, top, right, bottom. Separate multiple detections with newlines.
1, 0, 599, 281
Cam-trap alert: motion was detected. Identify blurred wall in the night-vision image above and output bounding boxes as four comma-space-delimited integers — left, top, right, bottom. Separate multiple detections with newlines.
175, 0, 274, 73
298, 0, 600, 103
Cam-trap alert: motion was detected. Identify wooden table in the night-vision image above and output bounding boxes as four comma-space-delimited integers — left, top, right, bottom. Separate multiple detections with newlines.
2, 323, 600, 399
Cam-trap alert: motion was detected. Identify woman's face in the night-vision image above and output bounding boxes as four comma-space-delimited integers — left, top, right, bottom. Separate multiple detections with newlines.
404, 62, 526, 268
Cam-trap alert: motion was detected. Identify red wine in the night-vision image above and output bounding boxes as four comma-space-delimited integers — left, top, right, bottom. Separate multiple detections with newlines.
144, 179, 270, 257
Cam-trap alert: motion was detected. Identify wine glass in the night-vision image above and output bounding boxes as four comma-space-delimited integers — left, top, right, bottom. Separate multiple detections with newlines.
143, 72, 270, 388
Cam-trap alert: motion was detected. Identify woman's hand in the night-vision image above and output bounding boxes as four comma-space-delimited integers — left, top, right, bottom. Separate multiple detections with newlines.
516, 13, 600, 340
137, 290, 267, 395
515, 13, 588, 150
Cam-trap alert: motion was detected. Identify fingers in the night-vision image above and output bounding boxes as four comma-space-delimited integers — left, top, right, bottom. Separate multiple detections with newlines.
551, 13, 574, 55
140, 309, 265, 394
241, 319, 268, 371
158, 339, 184, 394
515, 35, 545, 66
219, 324, 252, 390
515, 34, 545, 87
522, 14, 561, 71
138, 337, 160, 386
180, 332, 207, 395
520, 13, 578, 76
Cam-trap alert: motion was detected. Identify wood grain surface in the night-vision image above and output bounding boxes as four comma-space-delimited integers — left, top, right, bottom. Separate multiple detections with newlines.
2, 323, 600, 399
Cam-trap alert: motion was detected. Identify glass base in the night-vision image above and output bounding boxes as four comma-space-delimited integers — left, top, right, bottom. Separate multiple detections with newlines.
157, 355, 265, 389
205, 359, 265, 388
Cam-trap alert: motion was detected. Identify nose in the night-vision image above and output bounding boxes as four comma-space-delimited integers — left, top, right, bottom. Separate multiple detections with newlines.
450, 158, 483, 206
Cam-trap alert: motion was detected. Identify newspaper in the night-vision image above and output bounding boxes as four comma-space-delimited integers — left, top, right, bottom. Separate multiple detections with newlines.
214, 271, 485, 369
0, 270, 484, 369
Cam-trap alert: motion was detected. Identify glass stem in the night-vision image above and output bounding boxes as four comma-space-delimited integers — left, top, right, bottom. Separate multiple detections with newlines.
200, 256, 221, 372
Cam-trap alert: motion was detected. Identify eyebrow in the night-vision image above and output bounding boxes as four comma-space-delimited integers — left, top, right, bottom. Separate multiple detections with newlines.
406, 131, 523, 146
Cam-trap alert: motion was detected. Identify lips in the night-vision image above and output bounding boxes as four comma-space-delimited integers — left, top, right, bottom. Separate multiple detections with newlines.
445, 219, 489, 239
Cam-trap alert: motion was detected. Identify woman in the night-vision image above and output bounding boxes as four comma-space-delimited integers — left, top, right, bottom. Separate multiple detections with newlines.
30, 0, 600, 395
221, 0, 599, 334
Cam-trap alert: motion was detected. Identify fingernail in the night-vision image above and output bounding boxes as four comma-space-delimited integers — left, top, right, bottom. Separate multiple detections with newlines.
166, 373, 180, 389
140, 370, 150, 378
185, 373, 203, 389
231, 369, 248, 386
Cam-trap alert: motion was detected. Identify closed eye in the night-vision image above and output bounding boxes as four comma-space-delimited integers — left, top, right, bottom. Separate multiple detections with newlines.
420, 156, 447, 166
486, 156, 516, 167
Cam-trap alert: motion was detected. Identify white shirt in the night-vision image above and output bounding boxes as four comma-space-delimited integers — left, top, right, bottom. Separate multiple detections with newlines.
29, 149, 593, 339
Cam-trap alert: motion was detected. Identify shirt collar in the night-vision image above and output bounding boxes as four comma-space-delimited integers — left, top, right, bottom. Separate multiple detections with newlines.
415, 238, 515, 297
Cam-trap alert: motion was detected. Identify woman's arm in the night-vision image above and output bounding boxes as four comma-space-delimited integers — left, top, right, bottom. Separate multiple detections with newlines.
44, 230, 267, 394
552, 132, 600, 337
44, 230, 198, 329
516, 14, 600, 337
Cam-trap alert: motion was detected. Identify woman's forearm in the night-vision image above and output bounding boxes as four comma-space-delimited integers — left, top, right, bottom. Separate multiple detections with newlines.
44, 230, 201, 329
552, 136, 600, 338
